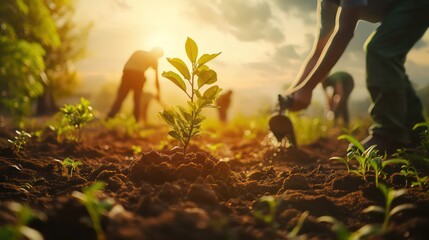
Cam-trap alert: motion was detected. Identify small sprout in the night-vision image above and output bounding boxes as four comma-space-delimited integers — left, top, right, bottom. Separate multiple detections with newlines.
8, 130, 31, 156
0, 202, 45, 240
318, 215, 381, 240
400, 165, 429, 189
288, 211, 309, 239
362, 183, 414, 232
72, 182, 114, 240
131, 145, 142, 155
60, 157, 82, 176
332, 134, 408, 186
252, 196, 280, 228
54, 97, 94, 143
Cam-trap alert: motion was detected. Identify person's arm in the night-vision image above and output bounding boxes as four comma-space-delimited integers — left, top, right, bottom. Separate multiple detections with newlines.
289, 7, 360, 111
289, 1, 338, 91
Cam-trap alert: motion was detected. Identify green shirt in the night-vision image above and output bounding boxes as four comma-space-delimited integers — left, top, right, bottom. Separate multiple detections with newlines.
322, 71, 354, 92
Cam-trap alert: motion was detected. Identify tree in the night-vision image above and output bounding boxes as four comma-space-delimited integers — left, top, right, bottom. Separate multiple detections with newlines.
0, 0, 91, 117
0, 0, 60, 118
36, 0, 92, 115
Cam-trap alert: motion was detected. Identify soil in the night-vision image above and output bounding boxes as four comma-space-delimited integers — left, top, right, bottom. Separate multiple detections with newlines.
1, 120, 429, 240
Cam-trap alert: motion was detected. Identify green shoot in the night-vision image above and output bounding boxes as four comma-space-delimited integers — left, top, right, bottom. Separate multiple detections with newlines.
332, 134, 408, 185
7, 130, 31, 156
400, 165, 429, 189
362, 183, 414, 232
252, 196, 280, 228
53, 97, 94, 143
368, 157, 409, 187
160, 37, 222, 155
288, 211, 309, 238
72, 182, 114, 240
318, 216, 381, 240
60, 157, 82, 176
0, 202, 45, 240
102, 114, 140, 137
131, 145, 142, 155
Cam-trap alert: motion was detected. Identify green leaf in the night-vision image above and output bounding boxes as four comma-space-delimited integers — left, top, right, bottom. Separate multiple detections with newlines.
160, 109, 176, 126
168, 130, 181, 140
317, 216, 350, 240
350, 224, 382, 240
382, 159, 409, 168
178, 106, 192, 121
389, 204, 414, 217
185, 37, 198, 64
339, 134, 364, 152
162, 71, 187, 93
203, 85, 222, 100
197, 69, 217, 88
362, 205, 385, 214
167, 58, 190, 80
197, 52, 221, 66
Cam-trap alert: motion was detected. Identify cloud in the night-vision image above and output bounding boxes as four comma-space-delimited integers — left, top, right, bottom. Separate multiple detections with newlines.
184, 0, 284, 43
273, 0, 317, 25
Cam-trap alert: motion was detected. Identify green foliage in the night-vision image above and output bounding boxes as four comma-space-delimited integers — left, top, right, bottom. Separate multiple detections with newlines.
252, 196, 280, 228
131, 145, 142, 155
102, 114, 140, 137
0, 202, 45, 240
288, 211, 309, 239
52, 97, 94, 143
288, 113, 331, 145
400, 165, 429, 189
318, 184, 413, 239
0, 0, 61, 117
362, 184, 414, 232
0, 0, 90, 116
72, 182, 114, 240
8, 130, 31, 156
318, 216, 381, 240
160, 37, 222, 155
331, 134, 408, 185
60, 157, 82, 176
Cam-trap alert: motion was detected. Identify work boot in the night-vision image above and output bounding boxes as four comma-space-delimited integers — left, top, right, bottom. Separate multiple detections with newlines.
409, 125, 427, 149
348, 134, 404, 156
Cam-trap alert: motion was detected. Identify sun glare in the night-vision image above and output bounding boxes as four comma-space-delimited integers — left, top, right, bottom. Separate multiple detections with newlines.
144, 31, 181, 56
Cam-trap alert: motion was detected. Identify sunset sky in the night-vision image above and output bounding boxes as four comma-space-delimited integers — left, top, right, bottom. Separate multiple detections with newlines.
74, 0, 429, 116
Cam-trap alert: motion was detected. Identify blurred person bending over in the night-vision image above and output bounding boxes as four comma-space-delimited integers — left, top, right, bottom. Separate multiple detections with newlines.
107, 47, 163, 122
216, 90, 233, 122
322, 71, 354, 127
281, 0, 429, 155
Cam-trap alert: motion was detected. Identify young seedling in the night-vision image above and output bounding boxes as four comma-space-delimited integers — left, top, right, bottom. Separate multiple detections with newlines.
330, 134, 376, 180
400, 165, 429, 189
131, 145, 142, 155
72, 182, 114, 240
8, 130, 31, 156
0, 202, 45, 240
54, 97, 94, 143
331, 134, 408, 185
368, 157, 409, 187
60, 157, 82, 176
252, 196, 280, 228
318, 184, 413, 239
287, 211, 309, 239
160, 37, 222, 155
318, 215, 381, 240
362, 183, 414, 232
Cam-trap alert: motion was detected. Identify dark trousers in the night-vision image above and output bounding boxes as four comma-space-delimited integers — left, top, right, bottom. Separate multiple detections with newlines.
365, 0, 429, 144
108, 70, 146, 121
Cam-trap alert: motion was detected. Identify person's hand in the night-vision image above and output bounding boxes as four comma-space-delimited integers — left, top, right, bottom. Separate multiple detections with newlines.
289, 86, 313, 111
